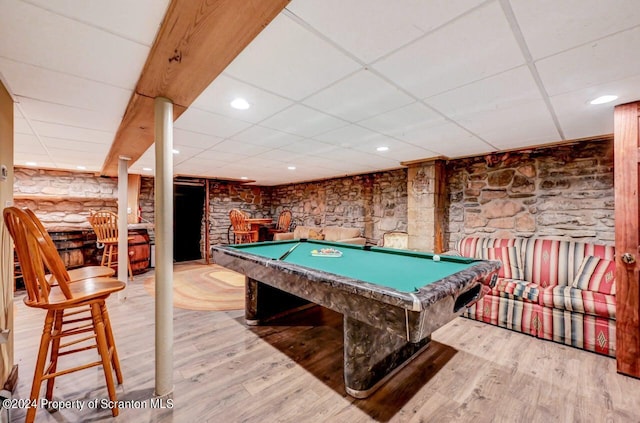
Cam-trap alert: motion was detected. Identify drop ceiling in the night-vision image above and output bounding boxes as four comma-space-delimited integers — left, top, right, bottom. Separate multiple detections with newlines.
2, 0, 640, 185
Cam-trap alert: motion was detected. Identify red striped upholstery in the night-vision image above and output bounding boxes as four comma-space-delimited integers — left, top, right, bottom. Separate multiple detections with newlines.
540, 307, 616, 356
457, 236, 616, 357
539, 286, 615, 319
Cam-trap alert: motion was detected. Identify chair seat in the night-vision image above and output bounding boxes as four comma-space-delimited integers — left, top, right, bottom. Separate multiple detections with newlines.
25, 277, 126, 309
47, 266, 115, 285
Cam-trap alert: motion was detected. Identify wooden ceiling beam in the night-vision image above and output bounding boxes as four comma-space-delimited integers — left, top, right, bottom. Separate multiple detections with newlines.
101, 0, 290, 176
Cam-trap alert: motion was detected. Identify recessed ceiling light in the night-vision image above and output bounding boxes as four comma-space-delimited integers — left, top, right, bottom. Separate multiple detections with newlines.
77, 165, 86, 170
376, 146, 389, 152
230, 98, 250, 110
287, 166, 296, 170
143, 167, 152, 171
25, 161, 37, 166
172, 149, 180, 154
590, 95, 618, 105
240, 176, 249, 180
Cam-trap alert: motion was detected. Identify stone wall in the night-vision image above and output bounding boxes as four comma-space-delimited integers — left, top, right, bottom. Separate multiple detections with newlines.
207, 182, 271, 246
13, 137, 615, 253
446, 138, 614, 248
269, 169, 407, 244
13, 167, 118, 226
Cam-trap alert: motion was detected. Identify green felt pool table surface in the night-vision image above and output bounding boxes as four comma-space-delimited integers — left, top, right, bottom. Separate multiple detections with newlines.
230, 239, 478, 293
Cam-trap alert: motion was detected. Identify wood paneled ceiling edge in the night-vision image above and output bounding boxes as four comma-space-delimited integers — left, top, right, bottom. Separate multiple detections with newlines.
101, 0, 291, 176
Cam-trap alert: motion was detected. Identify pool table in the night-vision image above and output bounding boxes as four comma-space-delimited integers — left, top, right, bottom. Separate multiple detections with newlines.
211, 239, 500, 398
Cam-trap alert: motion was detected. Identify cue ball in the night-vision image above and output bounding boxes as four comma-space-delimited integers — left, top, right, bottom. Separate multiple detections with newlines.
433, 254, 441, 262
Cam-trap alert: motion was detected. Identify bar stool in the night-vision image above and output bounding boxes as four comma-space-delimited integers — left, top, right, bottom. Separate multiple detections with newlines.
88, 210, 133, 280
3, 207, 125, 423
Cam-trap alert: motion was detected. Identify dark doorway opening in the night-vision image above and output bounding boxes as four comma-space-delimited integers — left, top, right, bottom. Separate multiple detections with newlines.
174, 183, 205, 262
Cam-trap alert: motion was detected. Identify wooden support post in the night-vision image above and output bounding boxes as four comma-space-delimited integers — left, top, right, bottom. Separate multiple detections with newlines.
614, 101, 640, 378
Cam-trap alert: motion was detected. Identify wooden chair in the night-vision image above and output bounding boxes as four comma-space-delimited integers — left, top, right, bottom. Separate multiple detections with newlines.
268, 209, 292, 238
3, 207, 125, 423
24, 208, 115, 283
229, 209, 257, 244
88, 210, 133, 280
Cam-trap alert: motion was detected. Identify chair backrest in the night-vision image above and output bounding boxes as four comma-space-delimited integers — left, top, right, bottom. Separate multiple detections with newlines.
229, 209, 250, 232
276, 210, 292, 231
3, 207, 73, 305
88, 210, 119, 242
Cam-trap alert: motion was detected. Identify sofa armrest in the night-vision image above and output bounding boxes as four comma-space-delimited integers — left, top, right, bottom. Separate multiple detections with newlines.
339, 237, 366, 245
273, 232, 294, 241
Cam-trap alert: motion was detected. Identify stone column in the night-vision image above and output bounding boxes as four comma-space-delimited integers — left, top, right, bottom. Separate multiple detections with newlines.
407, 159, 446, 252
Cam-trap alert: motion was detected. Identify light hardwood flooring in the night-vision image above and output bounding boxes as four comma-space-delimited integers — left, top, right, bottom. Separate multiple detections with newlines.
9, 262, 640, 422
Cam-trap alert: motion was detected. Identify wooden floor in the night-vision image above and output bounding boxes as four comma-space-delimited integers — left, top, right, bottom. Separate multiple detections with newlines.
9, 261, 640, 422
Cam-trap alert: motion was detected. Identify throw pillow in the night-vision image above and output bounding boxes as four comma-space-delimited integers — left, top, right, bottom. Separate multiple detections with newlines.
308, 229, 325, 240
482, 246, 524, 279
572, 256, 616, 295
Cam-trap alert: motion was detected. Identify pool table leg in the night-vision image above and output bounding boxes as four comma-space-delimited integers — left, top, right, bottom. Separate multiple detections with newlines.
245, 277, 311, 325
343, 316, 431, 398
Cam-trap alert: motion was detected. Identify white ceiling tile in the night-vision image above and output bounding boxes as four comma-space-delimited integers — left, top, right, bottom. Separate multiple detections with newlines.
287, 0, 485, 63
426, 66, 560, 148
190, 149, 250, 162
172, 145, 208, 162
257, 149, 304, 163
191, 74, 293, 123
303, 69, 414, 122
396, 120, 490, 158
511, 0, 640, 59
13, 155, 54, 167
0, 58, 131, 114
259, 105, 349, 137
31, 121, 114, 144
450, 103, 560, 150
174, 108, 251, 138
13, 117, 33, 135
350, 139, 436, 162
13, 133, 46, 154
24, 0, 169, 46
279, 139, 335, 155
224, 13, 361, 100
17, 97, 121, 131
374, 1, 525, 99
207, 139, 272, 156
314, 124, 389, 148
312, 146, 398, 168
0, 0, 150, 89
358, 102, 445, 137
174, 129, 224, 150
536, 26, 640, 96
230, 125, 303, 149
427, 67, 538, 116
41, 137, 111, 153
550, 74, 640, 140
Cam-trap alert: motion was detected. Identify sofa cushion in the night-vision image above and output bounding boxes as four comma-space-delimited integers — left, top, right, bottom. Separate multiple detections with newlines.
571, 256, 616, 295
457, 237, 524, 259
539, 286, 616, 319
482, 246, 523, 279
292, 226, 323, 239
323, 226, 361, 242
522, 239, 615, 288
308, 229, 325, 240
491, 278, 540, 303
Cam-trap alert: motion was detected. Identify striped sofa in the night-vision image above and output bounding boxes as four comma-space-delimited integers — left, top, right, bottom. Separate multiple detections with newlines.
457, 236, 616, 357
